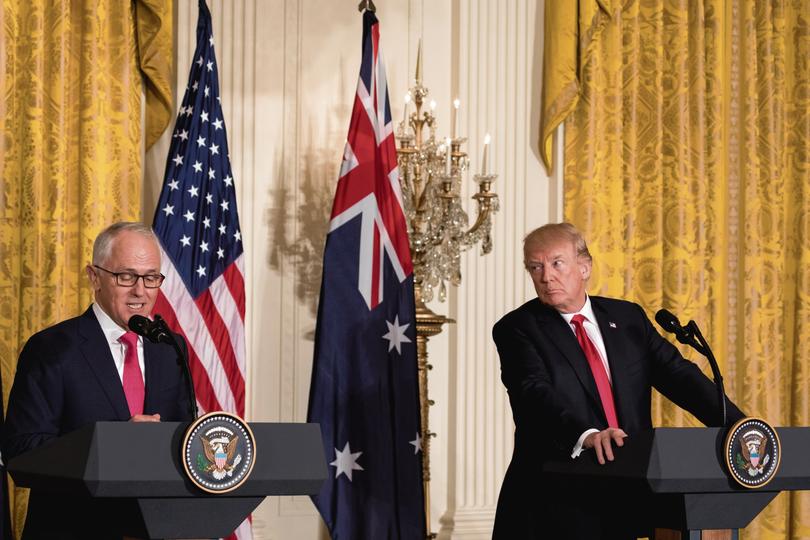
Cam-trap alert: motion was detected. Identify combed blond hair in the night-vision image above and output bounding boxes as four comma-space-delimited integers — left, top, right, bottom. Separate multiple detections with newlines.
523, 222, 592, 264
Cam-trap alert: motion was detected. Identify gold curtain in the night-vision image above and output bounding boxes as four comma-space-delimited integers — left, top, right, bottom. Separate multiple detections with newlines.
558, 0, 810, 538
0, 1, 172, 537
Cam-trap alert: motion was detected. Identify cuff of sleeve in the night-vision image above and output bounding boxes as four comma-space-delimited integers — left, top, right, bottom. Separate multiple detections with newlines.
571, 428, 600, 458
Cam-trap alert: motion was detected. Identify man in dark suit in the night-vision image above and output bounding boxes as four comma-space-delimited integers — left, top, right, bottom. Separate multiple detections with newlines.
2, 221, 192, 539
492, 223, 744, 540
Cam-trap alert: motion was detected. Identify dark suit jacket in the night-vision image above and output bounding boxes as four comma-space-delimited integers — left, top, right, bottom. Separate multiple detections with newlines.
492, 296, 744, 540
2, 306, 193, 539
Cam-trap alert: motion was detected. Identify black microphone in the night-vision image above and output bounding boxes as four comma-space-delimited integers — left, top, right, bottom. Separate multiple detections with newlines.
127, 314, 198, 420
654, 308, 728, 426
654, 309, 692, 345
128, 315, 174, 346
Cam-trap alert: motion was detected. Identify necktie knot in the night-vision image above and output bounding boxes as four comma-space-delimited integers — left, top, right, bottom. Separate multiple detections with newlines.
571, 314, 587, 327
119, 331, 138, 352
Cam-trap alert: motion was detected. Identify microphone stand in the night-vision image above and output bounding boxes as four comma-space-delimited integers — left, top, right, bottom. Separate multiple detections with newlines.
682, 320, 728, 427
153, 315, 198, 421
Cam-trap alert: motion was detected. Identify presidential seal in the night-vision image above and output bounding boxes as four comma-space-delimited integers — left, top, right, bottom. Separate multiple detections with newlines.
182, 411, 257, 493
724, 417, 780, 489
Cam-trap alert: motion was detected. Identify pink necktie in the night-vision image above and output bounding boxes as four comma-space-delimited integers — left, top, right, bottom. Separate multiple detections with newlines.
119, 331, 145, 417
570, 314, 619, 428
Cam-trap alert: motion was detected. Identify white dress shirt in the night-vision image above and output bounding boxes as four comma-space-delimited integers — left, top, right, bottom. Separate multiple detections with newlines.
92, 303, 146, 384
557, 296, 613, 458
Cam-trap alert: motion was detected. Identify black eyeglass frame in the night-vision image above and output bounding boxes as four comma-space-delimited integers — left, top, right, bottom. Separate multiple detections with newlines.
93, 265, 165, 288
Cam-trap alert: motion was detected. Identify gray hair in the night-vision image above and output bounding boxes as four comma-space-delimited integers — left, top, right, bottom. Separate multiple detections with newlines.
523, 222, 592, 264
92, 222, 158, 265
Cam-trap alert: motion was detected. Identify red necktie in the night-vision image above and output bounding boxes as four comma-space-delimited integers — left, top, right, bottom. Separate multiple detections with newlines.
119, 331, 145, 417
570, 314, 619, 428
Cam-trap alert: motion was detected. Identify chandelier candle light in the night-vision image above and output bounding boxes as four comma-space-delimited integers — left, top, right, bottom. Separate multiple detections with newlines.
396, 41, 499, 539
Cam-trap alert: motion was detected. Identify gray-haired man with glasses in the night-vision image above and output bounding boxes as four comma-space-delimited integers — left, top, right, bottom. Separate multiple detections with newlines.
2, 221, 192, 539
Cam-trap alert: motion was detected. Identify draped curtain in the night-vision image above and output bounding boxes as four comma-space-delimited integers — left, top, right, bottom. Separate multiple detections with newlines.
543, 0, 810, 538
0, 1, 173, 537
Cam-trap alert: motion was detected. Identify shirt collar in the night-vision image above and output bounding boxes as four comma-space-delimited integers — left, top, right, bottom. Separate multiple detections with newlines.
92, 303, 136, 345
559, 295, 597, 326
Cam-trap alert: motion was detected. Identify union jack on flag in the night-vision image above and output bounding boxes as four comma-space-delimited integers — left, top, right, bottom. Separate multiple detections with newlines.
152, 1, 250, 539
307, 10, 425, 539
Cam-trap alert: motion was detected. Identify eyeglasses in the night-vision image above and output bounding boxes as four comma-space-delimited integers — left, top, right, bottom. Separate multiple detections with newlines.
93, 265, 165, 288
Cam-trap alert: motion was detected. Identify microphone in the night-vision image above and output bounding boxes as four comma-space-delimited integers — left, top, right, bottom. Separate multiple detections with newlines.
654, 309, 693, 345
654, 308, 727, 426
127, 314, 198, 420
128, 315, 174, 345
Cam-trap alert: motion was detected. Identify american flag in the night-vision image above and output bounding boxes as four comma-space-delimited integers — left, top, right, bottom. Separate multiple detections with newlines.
152, 1, 250, 539
307, 10, 426, 539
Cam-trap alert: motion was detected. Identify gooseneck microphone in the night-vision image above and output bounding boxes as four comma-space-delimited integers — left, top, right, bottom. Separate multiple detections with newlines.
655, 308, 727, 426
128, 314, 198, 420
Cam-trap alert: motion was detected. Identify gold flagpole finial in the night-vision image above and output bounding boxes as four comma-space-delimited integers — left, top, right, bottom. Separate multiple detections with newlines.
357, 0, 376, 12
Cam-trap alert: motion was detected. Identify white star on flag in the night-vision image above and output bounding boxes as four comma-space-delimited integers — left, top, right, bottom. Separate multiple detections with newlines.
188, 185, 199, 198
197, 135, 206, 147
409, 432, 422, 455
330, 442, 364, 481
183, 210, 195, 222
178, 129, 188, 141
382, 315, 412, 354
172, 154, 183, 166
162, 204, 174, 216
179, 235, 191, 247
192, 161, 203, 173
168, 179, 179, 191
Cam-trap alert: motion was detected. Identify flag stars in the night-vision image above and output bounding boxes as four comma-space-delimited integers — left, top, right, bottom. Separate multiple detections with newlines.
178, 129, 189, 141
162, 204, 174, 217
179, 235, 191, 247
209, 35, 215, 47
196, 56, 203, 66
223, 175, 233, 187
233, 230, 241, 242
208, 169, 216, 180
183, 210, 195, 222
204, 85, 210, 97
206, 60, 214, 72
209, 143, 219, 155
201, 110, 209, 123
193, 161, 203, 173
192, 80, 198, 91
196, 265, 206, 277
172, 154, 183, 166
330, 442, 363, 482
203, 217, 211, 229
188, 185, 199, 198
382, 315, 412, 354
200, 241, 209, 253
197, 135, 206, 147
217, 247, 225, 259
220, 201, 229, 212
205, 193, 214, 205
410, 432, 422, 455
218, 224, 227, 235
168, 179, 179, 191
213, 118, 223, 130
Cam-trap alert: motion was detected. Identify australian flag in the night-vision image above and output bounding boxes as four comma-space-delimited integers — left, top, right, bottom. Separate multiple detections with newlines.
307, 10, 426, 540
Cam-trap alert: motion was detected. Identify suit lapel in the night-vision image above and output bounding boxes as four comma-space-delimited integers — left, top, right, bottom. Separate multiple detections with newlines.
591, 298, 631, 428
533, 303, 604, 422
77, 308, 131, 420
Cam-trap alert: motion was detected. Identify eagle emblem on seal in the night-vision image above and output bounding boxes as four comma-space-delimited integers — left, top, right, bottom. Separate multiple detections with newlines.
737, 429, 770, 477
199, 427, 243, 480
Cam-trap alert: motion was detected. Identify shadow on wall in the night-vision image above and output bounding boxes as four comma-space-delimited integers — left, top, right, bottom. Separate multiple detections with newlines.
265, 65, 352, 341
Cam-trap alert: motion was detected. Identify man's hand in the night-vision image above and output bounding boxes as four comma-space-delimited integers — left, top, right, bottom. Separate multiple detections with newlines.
583, 428, 627, 465
130, 413, 161, 422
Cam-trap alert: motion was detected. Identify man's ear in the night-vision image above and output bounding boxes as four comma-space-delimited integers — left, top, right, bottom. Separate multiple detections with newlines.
580, 259, 592, 281
86, 264, 100, 291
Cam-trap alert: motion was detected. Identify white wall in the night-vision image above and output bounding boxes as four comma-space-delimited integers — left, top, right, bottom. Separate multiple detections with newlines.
144, 1, 559, 537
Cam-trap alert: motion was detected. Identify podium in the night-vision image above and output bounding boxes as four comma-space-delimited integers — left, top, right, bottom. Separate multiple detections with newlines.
542, 427, 810, 539
8, 421, 327, 538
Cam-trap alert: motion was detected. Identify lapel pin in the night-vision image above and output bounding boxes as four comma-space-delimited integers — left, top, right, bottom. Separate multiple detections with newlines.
609, 322, 617, 328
